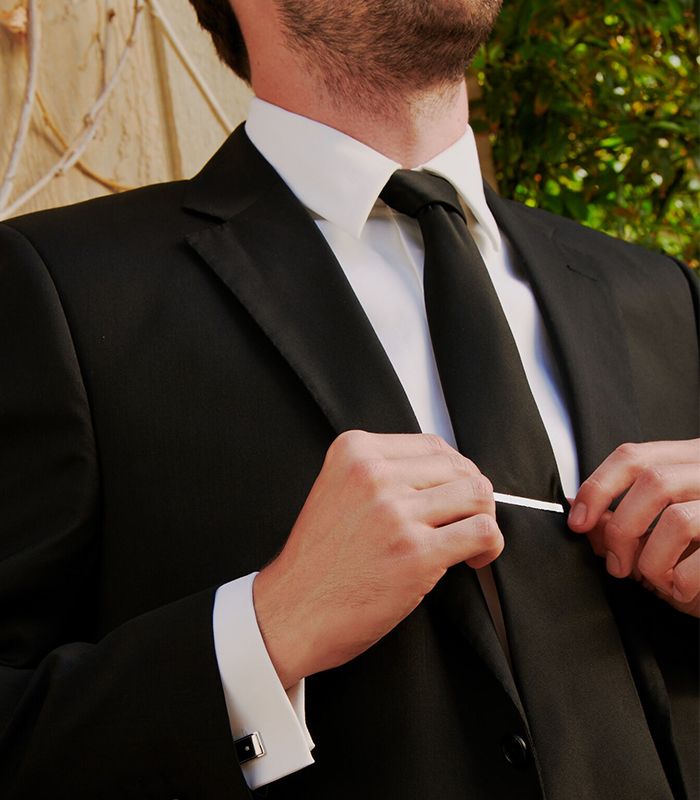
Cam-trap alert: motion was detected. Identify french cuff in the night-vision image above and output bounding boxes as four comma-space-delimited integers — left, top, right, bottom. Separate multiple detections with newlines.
213, 572, 315, 790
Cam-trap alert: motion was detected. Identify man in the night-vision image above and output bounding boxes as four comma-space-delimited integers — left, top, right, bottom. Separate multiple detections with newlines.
0, 1, 698, 798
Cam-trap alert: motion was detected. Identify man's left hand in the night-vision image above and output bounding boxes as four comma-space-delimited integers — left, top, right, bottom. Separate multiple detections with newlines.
568, 439, 700, 617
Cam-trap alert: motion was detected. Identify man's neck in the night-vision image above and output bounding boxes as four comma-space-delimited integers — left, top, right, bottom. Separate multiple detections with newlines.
253, 78, 469, 169
237, 0, 470, 168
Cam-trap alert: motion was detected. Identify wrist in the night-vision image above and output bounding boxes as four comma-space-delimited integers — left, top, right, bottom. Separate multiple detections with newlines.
252, 565, 310, 690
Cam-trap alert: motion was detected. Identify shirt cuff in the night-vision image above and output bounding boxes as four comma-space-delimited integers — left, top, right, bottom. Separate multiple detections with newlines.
213, 572, 315, 789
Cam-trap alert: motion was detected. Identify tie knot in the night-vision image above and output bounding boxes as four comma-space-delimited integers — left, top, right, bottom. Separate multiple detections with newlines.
380, 169, 464, 220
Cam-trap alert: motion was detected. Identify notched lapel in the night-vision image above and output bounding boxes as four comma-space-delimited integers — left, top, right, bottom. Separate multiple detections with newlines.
184, 127, 418, 438
485, 187, 642, 481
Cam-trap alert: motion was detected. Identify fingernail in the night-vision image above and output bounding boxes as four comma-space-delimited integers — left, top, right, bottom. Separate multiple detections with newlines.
672, 585, 684, 601
605, 551, 622, 577
568, 502, 587, 527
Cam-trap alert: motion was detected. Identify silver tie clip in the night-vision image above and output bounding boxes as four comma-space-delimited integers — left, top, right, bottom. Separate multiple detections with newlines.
493, 492, 565, 514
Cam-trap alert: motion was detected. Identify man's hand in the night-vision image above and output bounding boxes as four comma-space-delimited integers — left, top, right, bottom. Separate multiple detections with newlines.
568, 439, 700, 616
253, 430, 503, 689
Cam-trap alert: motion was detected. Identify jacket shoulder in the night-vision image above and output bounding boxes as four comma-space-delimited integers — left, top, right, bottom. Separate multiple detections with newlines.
503, 197, 697, 306
2, 180, 190, 251
507, 199, 686, 276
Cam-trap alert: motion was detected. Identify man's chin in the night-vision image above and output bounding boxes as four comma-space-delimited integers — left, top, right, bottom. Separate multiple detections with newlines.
276, 0, 502, 99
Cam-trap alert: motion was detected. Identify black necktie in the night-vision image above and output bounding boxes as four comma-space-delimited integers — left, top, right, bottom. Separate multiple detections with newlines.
380, 168, 561, 501
380, 170, 673, 799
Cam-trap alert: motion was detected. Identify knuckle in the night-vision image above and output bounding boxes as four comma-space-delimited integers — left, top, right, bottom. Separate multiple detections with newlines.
663, 503, 696, 532
471, 513, 500, 546
473, 474, 494, 498
614, 441, 643, 465
673, 568, 698, 599
373, 494, 406, 530
638, 466, 668, 496
446, 451, 472, 475
347, 457, 386, 489
334, 429, 370, 453
328, 430, 358, 461
463, 474, 494, 502
461, 457, 478, 474
580, 474, 606, 496
637, 552, 660, 582
604, 518, 627, 543
422, 433, 449, 453
388, 527, 421, 560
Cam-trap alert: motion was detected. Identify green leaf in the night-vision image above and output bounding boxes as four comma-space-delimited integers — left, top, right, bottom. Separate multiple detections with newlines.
477, 0, 698, 267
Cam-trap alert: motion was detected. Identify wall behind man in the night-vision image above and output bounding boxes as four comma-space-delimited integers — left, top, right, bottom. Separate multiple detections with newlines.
0, 0, 251, 219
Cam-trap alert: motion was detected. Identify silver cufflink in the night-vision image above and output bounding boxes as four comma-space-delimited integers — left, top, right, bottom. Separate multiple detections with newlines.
234, 731, 266, 764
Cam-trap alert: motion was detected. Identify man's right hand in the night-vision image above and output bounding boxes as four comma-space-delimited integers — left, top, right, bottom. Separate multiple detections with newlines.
252, 430, 503, 689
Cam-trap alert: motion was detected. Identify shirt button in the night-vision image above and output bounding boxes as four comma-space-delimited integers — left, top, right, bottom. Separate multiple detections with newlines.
501, 733, 529, 768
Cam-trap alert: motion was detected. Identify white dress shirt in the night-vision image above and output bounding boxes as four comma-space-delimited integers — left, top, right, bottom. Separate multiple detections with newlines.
212, 97, 580, 790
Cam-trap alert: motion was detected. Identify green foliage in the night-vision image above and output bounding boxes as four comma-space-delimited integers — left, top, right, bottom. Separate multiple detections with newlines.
471, 0, 699, 268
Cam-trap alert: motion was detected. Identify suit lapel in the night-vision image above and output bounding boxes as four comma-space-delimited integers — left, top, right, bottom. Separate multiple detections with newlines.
485, 186, 642, 482
183, 126, 418, 437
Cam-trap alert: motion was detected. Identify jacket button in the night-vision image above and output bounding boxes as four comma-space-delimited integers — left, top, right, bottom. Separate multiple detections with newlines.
501, 733, 529, 768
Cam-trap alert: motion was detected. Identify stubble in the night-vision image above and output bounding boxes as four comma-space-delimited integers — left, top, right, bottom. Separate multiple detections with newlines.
275, 0, 502, 111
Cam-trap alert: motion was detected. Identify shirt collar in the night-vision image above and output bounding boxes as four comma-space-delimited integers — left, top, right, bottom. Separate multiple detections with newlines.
245, 97, 500, 251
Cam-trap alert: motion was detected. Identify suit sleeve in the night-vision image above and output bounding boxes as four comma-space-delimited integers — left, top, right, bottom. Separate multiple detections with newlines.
672, 258, 699, 338
0, 223, 252, 799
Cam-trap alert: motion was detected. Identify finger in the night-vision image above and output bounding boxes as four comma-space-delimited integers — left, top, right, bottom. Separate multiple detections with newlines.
602, 531, 640, 578
375, 451, 480, 491
605, 463, 700, 542
569, 439, 700, 532
432, 513, 504, 569
332, 430, 459, 462
567, 495, 589, 538
673, 547, 700, 605
585, 510, 611, 557
412, 475, 495, 527
630, 533, 652, 582
601, 466, 700, 576
636, 500, 700, 596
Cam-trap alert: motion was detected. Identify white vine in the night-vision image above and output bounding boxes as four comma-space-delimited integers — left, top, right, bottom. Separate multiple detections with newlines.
0, 0, 40, 210
0, 0, 235, 220
147, 0, 233, 133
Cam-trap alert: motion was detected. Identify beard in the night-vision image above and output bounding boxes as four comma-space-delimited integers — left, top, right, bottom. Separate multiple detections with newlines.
275, 0, 502, 103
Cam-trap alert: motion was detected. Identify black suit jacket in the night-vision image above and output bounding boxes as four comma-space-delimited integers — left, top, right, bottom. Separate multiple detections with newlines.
0, 127, 698, 799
